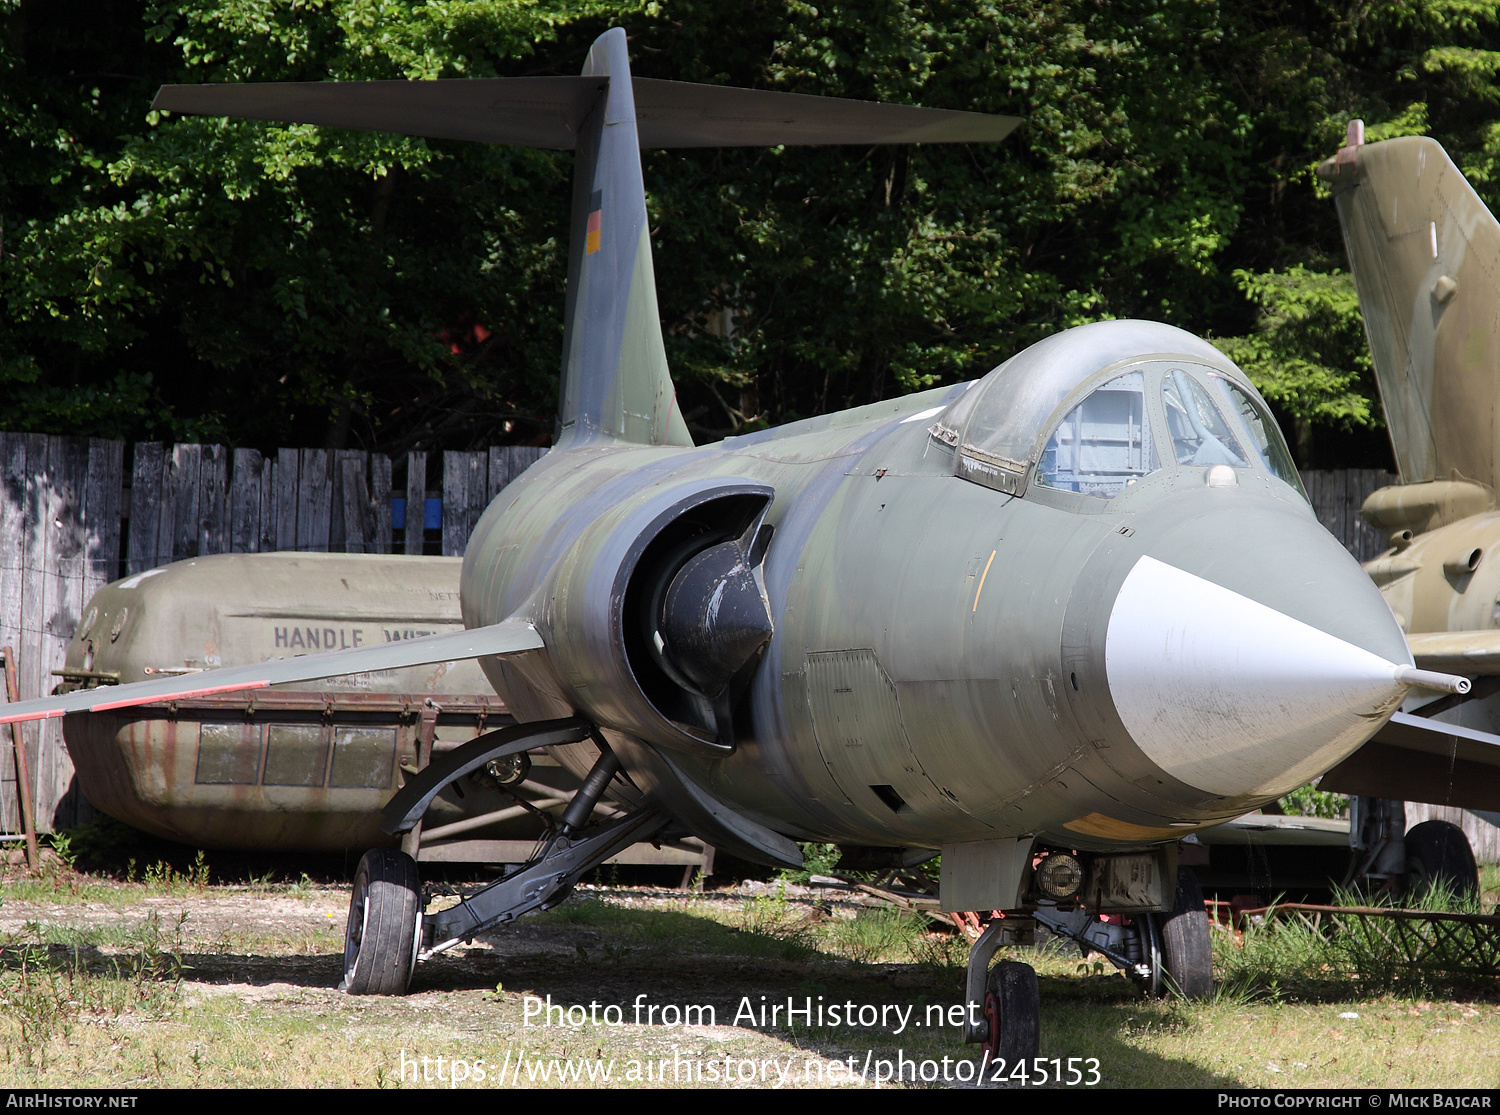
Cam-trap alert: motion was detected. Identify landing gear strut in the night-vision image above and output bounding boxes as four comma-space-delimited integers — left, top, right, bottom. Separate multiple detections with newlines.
962, 919, 1041, 1067
1034, 867, 1214, 1000
342, 721, 666, 994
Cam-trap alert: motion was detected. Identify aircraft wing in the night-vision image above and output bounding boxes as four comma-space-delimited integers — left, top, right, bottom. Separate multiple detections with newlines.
1403, 630, 1500, 675
0, 619, 543, 725
1317, 710, 1500, 811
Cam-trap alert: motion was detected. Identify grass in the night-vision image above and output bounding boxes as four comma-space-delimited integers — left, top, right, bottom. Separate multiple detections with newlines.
0, 868, 1497, 1088
1212, 877, 1500, 1005
0, 910, 185, 1076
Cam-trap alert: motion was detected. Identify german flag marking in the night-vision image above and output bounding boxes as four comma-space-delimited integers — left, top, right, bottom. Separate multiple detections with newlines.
586, 189, 602, 254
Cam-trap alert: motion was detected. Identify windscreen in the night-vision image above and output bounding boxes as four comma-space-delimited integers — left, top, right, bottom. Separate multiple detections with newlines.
1208, 374, 1308, 497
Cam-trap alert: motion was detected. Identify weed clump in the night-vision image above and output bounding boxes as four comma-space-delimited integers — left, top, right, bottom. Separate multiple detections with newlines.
825, 906, 931, 964
1214, 885, 1500, 1002
0, 911, 185, 1078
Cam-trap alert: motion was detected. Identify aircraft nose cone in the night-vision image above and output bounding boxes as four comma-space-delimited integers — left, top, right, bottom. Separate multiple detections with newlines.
1104, 555, 1410, 799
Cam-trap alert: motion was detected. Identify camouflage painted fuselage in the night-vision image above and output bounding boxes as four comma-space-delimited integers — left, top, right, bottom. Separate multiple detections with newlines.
462, 364, 1409, 856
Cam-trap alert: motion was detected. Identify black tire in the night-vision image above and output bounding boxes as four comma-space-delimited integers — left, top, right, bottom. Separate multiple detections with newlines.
1156, 867, 1213, 1000
1404, 820, 1479, 900
981, 960, 1040, 1067
341, 848, 422, 995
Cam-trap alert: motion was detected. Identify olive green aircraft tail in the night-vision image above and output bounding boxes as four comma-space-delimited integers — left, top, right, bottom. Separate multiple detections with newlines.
1320, 124, 1500, 493
151, 30, 1018, 450
554, 30, 687, 449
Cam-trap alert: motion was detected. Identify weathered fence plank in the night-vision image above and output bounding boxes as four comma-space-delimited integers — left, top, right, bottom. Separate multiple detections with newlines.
229, 447, 263, 554
0, 435, 28, 680
296, 449, 331, 551
276, 447, 298, 551
404, 452, 426, 555
0, 435, 28, 836
370, 454, 392, 554
36, 438, 92, 829
443, 450, 484, 558
198, 443, 229, 556
337, 454, 367, 554
18, 434, 47, 834
84, 439, 123, 602
163, 443, 202, 563
127, 442, 163, 575
258, 453, 277, 555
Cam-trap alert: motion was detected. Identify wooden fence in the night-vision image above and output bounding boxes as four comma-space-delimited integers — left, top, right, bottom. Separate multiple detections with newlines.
1301, 469, 1401, 563
0, 438, 1444, 846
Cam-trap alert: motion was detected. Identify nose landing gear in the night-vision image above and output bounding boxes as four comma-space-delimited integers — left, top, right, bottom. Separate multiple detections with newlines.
1152, 867, 1214, 999
981, 960, 1041, 1065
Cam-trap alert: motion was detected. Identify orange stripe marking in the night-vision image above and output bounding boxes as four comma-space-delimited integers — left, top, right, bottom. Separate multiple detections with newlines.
972, 549, 997, 612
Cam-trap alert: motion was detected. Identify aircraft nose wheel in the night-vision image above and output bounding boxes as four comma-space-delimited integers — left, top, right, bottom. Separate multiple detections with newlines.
980, 960, 1040, 1070
341, 848, 423, 995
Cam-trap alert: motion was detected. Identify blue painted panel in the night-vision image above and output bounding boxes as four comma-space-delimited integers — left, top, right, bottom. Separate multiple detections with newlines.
390, 496, 444, 531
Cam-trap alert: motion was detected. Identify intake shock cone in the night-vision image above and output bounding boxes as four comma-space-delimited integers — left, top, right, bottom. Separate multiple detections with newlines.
658, 539, 773, 697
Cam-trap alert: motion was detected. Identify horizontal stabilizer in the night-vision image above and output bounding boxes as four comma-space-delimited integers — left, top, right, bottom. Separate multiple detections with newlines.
0, 618, 543, 725
150, 76, 1021, 150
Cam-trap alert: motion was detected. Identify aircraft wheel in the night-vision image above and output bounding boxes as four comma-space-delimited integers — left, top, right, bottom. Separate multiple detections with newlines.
980, 960, 1040, 1071
1404, 820, 1479, 900
1155, 867, 1213, 1000
341, 848, 422, 995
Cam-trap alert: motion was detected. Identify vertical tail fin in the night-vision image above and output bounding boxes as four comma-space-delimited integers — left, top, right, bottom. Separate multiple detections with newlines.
556, 29, 692, 449
1321, 127, 1500, 489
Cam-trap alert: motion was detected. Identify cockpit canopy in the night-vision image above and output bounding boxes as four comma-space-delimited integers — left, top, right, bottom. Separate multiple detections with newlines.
931, 320, 1304, 501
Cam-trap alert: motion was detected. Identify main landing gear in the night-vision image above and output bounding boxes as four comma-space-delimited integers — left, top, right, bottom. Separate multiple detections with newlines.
341, 848, 422, 995
1404, 819, 1480, 900
340, 718, 667, 995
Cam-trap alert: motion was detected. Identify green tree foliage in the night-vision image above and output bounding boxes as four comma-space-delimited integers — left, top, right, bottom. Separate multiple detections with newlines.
5, 1, 1500, 455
